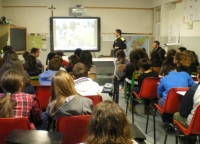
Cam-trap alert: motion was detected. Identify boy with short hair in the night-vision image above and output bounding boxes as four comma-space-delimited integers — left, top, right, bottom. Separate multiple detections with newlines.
73, 63, 112, 101
39, 58, 62, 85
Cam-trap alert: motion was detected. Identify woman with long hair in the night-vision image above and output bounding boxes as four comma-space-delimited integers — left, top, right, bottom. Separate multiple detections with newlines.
85, 100, 138, 144
0, 58, 35, 94
46, 71, 93, 119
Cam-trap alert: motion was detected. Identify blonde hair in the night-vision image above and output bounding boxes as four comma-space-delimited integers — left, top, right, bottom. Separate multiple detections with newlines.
50, 71, 80, 116
0, 93, 14, 118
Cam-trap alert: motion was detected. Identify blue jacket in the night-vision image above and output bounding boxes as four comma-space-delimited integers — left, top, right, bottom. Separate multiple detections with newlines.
157, 71, 195, 105
39, 70, 58, 85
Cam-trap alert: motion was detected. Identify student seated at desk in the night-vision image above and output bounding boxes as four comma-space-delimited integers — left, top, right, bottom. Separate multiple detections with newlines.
39, 57, 62, 85
0, 58, 35, 94
114, 50, 128, 90
79, 50, 96, 74
173, 67, 200, 144
23, 54, 43, 76
73, 63, 112, 101
160, 49, 176, 76
157, 65, 195, 123
132, 58, 158, 114
2, 50, 18, 64
23, 51, 43, 71
85, 100, 138, 144
46, 71, 93, 120
124, 49, 148, 86
55, 50, 68, 68
174, 53, 191, 75
0, 69, 43, 129
66, 54, 79, 73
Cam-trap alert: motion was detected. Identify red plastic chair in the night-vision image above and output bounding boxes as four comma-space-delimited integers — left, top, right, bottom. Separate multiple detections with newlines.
36, 86, 51, 111
85, 95, 103, 107
154, 87, 189, 144
0, 117, 31, 144
132, 77, 160, 133
56, 115, 91, 144
174, 105, 200, 144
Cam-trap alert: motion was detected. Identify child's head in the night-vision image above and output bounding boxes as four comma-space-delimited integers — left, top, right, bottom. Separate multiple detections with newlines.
0, 58, 30, 85
56, 50, 64, 57
129, 48, 147, 63
31, 48, 40, 57
0, 69, 22, 118
116, 50, 126, 61
182, 50, 195, 63
1, 69, 24, 93
79, 51, 93, 70
24, 55, 37, 71
174, 53, 191, 68
46, 52, 56, 65
50, 71, 80, 115
49, 57, 62, 71
3, 50, 18, 63
2, 46, 13, 53
73, 63, 88, 79
68, 54, 78, 64
53, 55, 63, 63
86, 100, 132, 144
138, 58, 152, 71
74, 48, 82, 58
22, 51, 31, 60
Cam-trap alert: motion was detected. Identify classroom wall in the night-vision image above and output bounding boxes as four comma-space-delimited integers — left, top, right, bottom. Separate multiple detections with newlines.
152, 1, 200, 59
1, 0, 153, 65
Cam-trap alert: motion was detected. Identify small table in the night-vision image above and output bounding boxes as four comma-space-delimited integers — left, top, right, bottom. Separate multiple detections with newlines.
130, 123, 146, 143
6, 129, 63, 144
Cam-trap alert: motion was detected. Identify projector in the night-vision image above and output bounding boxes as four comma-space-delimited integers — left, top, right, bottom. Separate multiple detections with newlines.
72, 8, 86, 13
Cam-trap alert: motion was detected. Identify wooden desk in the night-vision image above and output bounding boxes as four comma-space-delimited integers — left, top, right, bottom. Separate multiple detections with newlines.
31, 80, 40, 87
6, 129, 63, 144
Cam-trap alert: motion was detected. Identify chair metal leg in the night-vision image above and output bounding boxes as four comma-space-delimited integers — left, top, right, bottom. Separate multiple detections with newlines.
126, 94, 129, 115
145, 109, 150, 134
164, 130, 168, 144
132, 99, 134, 123
175, 136, 178, 144
153, 108, 157, 144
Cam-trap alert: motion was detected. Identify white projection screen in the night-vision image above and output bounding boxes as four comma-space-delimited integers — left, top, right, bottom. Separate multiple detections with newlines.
50, 17, 101, 52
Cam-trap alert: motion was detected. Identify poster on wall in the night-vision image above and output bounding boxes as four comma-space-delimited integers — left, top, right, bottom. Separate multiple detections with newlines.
123, 36, 149, 56
183, 0, 200, 22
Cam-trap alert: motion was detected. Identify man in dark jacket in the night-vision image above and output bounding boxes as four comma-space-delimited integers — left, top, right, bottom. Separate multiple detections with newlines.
150, 40, 164, 67
113, 29, 126, 57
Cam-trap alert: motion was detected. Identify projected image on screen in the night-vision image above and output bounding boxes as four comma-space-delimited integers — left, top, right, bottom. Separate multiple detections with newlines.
51, 17, 100, 51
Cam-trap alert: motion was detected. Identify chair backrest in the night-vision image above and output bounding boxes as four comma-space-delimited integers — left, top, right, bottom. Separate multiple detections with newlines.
56, 115, 91, 144
139, 77, 160, 99
131, 71, 140, 88
36, 86, 51, 111
163, 87, 189, 114
85, 95, 103, 107
88, 72, 96, 81
151, 67, 161, 74
0, 117, 31, 144
118, 64, 126, 72
188, 104, 200, 135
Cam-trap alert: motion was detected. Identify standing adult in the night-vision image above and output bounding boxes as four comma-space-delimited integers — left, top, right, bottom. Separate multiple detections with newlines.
113, 29, 127, 57
150, 40, 164, 67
